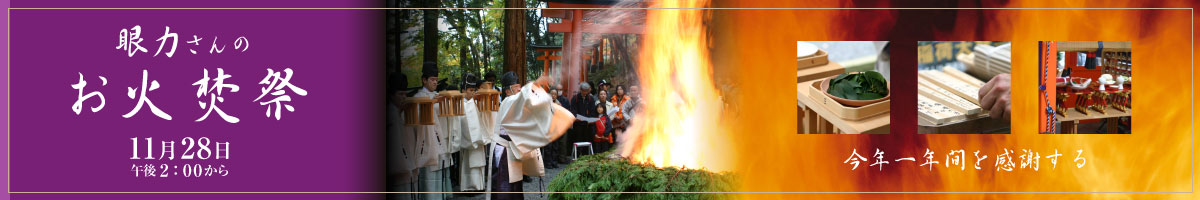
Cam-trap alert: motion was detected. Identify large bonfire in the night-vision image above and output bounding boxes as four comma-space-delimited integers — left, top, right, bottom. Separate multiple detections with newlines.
616, 0, 725, 171
550, 0, 736, 197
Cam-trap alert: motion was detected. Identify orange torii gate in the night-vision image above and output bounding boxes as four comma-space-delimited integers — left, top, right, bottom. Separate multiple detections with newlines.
532, 45, 563, 74
541, 0, 645, 97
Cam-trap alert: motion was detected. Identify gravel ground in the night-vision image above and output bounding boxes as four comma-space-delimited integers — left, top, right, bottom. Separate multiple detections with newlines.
448, 161, 568, 200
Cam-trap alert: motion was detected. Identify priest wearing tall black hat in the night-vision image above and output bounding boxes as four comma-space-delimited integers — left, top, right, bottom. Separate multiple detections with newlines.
412, 61, 453, 199
386, 72, 419, 198
454, 72, 490, 192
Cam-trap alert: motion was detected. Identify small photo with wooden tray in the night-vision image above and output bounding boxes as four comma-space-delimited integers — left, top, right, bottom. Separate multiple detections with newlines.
797, 41, 891, 134
916, 41, 1012, 134
1037, 41, 1131, 134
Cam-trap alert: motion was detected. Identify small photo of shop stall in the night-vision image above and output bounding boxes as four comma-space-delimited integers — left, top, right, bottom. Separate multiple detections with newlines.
1038, 41, 1131, 134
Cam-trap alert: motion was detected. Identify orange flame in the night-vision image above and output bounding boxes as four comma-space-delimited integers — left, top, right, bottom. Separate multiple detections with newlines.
706, 1, 1197, 199
618, 0, 730, 171
613, 1, 1196, 198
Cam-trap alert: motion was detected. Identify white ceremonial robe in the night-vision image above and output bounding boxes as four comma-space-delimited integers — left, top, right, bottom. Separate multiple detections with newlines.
387, 104, 417, 185
416, 88, 454, 171
457, 98, 488, 191
442, 115, 463, 154
492, 84, 575, 183
478, 105, 496, 145
412, 88, 446, 169
414, 88, 448, 200
463, 99, 489, 149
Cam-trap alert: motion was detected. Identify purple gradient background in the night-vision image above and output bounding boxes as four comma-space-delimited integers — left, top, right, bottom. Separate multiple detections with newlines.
7, 5, 384, 200
4, 0, 10, 199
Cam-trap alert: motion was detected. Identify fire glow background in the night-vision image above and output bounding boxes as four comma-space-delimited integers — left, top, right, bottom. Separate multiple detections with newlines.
656, 0, 1200, 199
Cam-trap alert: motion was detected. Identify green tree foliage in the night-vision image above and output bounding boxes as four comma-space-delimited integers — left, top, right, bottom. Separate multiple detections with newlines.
390, 0, 638, 89
436, 0, 505, 86
389, 0, 506, 88
524, 0, 562, 79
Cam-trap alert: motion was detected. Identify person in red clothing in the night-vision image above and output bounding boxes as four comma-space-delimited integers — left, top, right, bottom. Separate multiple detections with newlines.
592, 102, 614, 153
609, 85, 631, 133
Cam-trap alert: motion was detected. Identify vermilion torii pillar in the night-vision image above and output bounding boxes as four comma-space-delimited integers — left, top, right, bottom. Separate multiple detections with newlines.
542, 0, 644, 97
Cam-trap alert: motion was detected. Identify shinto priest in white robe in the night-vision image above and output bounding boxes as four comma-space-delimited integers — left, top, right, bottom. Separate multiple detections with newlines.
492, 83, 574, 183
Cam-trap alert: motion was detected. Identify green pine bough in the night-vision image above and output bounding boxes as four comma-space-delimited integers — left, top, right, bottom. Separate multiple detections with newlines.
547, 152, 737, 200
828, 71, 889, 100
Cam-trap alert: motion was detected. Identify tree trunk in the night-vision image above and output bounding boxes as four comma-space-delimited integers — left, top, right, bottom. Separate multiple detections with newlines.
423, 0, 441, 67
503, 0, 527, 82
470, 9, 484, 73
476, 9, 490, 75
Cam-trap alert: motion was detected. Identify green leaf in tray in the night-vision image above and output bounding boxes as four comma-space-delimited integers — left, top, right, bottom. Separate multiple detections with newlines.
827, 70, 889, 100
